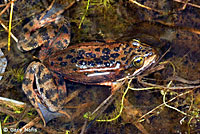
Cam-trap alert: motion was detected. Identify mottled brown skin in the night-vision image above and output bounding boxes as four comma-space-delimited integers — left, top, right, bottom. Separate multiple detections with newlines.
18, 4, 72, 126
18, 3, 158, 126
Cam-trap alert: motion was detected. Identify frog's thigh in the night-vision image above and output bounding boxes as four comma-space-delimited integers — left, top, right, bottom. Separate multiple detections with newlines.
22, 61, 63, 125
23, 61, 61, 111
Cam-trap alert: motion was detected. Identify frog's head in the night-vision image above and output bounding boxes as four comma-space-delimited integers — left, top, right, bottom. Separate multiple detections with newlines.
128, 39, 158, 77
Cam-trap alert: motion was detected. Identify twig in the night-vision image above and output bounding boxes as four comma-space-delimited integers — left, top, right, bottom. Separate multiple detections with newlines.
80, 120, 88, 134
173, 0, 200, 9
134, 122, 149, 134
0, 1, 10, 16
0, 106, 18, 119
0, 97, 26, 108
168, 76, 200, 84
129, 0, 164, 14
138, 77, 200, 90
15, 117, 40, 134
138, 90, 193, 122
0, 19, 18, 42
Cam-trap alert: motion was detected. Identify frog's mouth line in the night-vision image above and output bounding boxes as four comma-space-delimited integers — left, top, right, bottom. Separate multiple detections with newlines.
131, 55, 158, 77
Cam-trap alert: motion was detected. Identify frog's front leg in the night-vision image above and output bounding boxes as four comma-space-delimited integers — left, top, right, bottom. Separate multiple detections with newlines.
22, 61, 70, 125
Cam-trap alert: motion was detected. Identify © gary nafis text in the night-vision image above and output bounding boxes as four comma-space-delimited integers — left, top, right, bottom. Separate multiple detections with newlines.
4, 127, 37, 133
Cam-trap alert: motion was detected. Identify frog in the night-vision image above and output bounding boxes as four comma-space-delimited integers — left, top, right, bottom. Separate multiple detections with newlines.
17, 3, 158, 126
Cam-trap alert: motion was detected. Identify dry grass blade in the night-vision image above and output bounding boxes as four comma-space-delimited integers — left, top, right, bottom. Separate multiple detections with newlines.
168, 76, 200, 84
0, 20, 18, 42
129, 0, 164, 13
137, 90, 193, 122
7, 0, 15, 51
0, 2, 10, 16
14, 117, 40, 134
138, 76, 200, 90
0, 0, 18, 44
0, 97, 26, 108
173, 0, 200, 9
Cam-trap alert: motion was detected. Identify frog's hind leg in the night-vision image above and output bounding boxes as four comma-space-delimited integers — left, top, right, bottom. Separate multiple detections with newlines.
22, 61, 70, 126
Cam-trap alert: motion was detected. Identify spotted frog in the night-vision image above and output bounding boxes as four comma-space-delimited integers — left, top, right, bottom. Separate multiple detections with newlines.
18, 3, 158, 126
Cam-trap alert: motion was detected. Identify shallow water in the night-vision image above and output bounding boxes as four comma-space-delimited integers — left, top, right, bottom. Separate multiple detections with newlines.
0, 0, 199, 133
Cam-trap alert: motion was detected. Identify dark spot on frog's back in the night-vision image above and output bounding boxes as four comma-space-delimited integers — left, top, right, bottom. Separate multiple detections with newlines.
126, 43, 130, 47
73, 68, 77, 71
104, 62, 110, 67
95, 48, 100, 52
102, 48, 111, 54
114, 47, 120, 52
60, 62, 68, 66
125, 60, 129, 65
85, 52, 96, 58
94, 58, 103, 65
141, 49, 146, 52
110, 60, 115, 64
76, 55, 84, 60
85, 52, 92, 57
71, 58, 77, 63
91, 53, 96, 58
66, 54, 73, 59
50, 61, 54, 66
79, 60, 87, 65
78, 50, 85, 55
121, 57, 126, 61
124, 51, 129, 55
70, 49, 76, 53
101, 55, 110, 60
128, 48, 133, 53
57, 57, 63, 61
88, 61, 95, 66
111, 53, 120, 58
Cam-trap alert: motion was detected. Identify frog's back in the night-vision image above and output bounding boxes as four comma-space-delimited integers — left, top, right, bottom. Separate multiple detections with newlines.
44, 40, 156, 84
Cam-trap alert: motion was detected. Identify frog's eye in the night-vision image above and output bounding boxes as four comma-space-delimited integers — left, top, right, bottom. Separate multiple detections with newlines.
133, 56, 144, 68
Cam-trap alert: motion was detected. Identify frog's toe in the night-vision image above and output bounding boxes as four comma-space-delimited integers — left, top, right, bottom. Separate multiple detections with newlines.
37, 102, 63, 126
